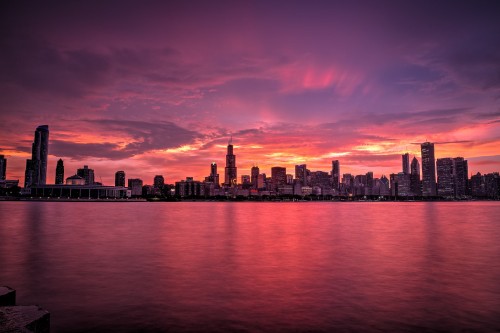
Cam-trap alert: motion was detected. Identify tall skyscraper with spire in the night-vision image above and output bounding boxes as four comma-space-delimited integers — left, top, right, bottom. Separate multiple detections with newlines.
24, 125, 49, 188
55, 158, 64, 184
421, 142, 436, 196
224, 138, 237, 186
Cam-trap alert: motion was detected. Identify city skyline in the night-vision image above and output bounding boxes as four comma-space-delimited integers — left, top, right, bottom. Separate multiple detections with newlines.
1, 2, 500, 184
5, 124, 497, 192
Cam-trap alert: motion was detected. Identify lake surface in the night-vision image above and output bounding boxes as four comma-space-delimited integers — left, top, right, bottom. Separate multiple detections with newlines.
1, 201, 500, 332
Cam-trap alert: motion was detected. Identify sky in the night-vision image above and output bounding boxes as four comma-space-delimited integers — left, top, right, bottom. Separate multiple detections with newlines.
1, 1, 500, 185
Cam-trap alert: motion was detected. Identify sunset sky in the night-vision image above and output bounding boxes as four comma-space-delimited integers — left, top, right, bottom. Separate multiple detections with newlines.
1, 1, 499, 185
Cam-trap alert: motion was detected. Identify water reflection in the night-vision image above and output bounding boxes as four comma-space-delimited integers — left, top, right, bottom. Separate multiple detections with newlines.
0, 202, 499, 332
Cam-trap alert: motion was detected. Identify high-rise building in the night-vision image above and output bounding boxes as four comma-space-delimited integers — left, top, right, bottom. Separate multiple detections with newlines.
209, 162, 219, 188
271, 167, 287, 190
154, 175, 165, 189
286, 174, 294, 185
410, 156, 421, 195
115, 171, 126, 187
437, 158, 454, 197
295, 164, 308, 186
251, 166, 259, 189
24, 125, 49, 188
128, 178, 143, 196
421, 142, 436, 196
55, 158, 64, 184
257, 173, 266, 190
241, 175, 251, 186
77, 165, 95, 185
453, 157, 468, 197
402, 153, 410, 174
332, 160, 340, 190
224, 139, 237, 186
0, 155, 6, 180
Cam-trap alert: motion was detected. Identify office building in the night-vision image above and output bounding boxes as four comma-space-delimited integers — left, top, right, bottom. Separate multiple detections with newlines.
128, 178, 143, 196
402, 153, 410, 174
0, 155, 6, 180
295, 164, 308, 186
55, 158, 64, 184
453, 157, 468, 197
332, 160, 340, 190
271, 167, 287, 190
24, 125, 49, 188
421, 142, 436, 196
175, 177, 204, 197
251, 166, 259, 189
154, 175, 165, 189
77, 165, 95, 185
437, 158, 454, 197
410, 156, 421, 195
206, 162, 220, 188
224, 139, 237, 186
115, 171, 126, 187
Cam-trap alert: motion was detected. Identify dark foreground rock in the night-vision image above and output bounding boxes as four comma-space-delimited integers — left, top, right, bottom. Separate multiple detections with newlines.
0, 287, 49, 333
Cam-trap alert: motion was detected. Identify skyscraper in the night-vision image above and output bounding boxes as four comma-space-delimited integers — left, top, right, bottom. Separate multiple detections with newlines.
453, 157, 468, 197
0, 155, 6, 180
77, 165, 95, 185
332, 160, 340, 190
154, 175, 165, 189
271, 167, 287, 190
24, 125, 49, 188
437, 158, 454, 197
251, 166, 259, 189
402, 153, 410, 174
55, 158, 64, 184
224, 139, 237, 186
115, 171, 126, 187
210, 162, 219, 188
421, 142, 436, 196
295, 164, 308, 186
410, 156, 421, 195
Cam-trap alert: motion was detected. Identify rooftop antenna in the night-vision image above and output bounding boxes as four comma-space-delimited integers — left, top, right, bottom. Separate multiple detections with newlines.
229, 134, 232, 145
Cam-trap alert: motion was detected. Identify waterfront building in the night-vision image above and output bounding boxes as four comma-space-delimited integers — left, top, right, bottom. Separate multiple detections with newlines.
241, 175, 251, 189
251, 166, 259, 189
210, 162, 220, 188
257, 173, 266, 190
331, 160, 340, 190
309, 171, 331, 189
390, 172, 412, 197
115, 171, 126, 187
453, 157, 468, 197
402, 153, 410, 174
175, 177, 204, 197
421, 142, 436, 196
66, 175, 86, 185
410, 157, 421, 196
24, 125, 49, 188
154, 175, 165, 189
271, 167, 287, 190
0, 155, 6, 180
437, 158, 454, 197
77, 165, 95, 185
30, 183, 128, 199
295, 164, 308, 186
341, 173, 353, 195
286, 174, 294, 185
55, 159, 64, 184
224, 139, 237, 186
470, 172, 484, 197
128, 178, 143, 197
365, 172, 374, 196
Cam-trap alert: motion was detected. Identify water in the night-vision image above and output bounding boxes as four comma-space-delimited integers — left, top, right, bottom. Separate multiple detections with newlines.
1, 202, 500, 332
